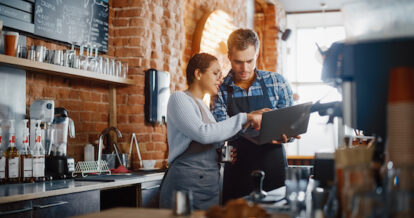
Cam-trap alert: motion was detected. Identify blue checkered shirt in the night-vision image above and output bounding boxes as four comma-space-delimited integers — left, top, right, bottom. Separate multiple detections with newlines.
212, 69, 293, 122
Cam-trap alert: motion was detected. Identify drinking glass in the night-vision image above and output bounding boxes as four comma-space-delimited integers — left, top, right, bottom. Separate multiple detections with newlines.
16, 45, 27, 58
109, 58, 115, 76
115, 60, 122, 77
121, 62, 128, 78
87, 44, 97, 72
79, 41, 88, 70
103, 57, 110, 75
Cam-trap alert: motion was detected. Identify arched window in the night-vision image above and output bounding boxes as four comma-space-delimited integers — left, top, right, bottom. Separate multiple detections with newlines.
193, 10, 236, 77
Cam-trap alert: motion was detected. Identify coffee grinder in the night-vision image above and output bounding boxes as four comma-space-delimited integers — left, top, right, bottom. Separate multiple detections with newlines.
46, 107, 75, 179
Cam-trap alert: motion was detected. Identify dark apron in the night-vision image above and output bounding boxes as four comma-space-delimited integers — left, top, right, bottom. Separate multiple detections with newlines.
222, 77, 287, 204
159, 91, 220, 210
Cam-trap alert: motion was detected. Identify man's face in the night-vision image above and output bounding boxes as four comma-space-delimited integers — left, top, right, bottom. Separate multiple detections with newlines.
228, 45, 257, 82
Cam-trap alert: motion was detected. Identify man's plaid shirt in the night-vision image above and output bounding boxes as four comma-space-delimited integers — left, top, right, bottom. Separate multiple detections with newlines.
212, 69, 293, 122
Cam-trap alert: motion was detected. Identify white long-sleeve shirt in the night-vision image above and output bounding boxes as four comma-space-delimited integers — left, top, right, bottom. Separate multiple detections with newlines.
167, 91, 247, 163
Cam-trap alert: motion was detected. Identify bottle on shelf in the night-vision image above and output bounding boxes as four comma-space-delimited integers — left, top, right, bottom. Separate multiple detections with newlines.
21, 119, 33, 183
0, 120, 6, 184
32, 120, 45, 182
5, 120, 21, 183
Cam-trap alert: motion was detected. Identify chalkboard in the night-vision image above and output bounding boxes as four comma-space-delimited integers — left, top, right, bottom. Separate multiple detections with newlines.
34, 0, 108, 52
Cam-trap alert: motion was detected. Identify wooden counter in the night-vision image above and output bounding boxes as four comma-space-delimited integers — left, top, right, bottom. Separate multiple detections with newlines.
77, 207, 290, 218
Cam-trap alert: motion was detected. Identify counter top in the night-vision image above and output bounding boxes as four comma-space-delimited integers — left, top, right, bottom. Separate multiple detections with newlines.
76, 207, 289, 218
0, 171, 164, 204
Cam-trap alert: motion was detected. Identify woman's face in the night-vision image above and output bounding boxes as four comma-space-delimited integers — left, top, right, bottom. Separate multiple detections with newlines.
199, 60, 222, 96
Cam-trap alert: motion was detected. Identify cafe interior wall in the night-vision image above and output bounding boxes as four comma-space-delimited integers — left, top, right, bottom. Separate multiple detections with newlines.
23, 0, 284, 169
254, 0, 286, 73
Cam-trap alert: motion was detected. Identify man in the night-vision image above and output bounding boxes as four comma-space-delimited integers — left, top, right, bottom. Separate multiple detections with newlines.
212, 28, 296, 203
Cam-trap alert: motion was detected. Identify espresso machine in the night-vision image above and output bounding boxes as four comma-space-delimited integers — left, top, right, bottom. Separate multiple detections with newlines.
46, 107, 75, 179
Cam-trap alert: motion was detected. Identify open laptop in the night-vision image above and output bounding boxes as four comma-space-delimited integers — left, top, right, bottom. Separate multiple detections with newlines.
242, 102, 312, 145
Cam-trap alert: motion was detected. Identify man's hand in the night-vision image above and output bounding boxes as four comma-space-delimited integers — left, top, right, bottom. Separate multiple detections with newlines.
271, 134, 301, 144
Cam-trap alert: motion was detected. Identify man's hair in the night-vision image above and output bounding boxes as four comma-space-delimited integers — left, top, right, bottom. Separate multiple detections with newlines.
227, 28, 260, 55
186, 53, 218, 86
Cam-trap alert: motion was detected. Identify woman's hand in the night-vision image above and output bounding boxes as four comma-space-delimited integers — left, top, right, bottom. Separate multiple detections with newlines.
270, 134, 301, 144
245, 108, 272, 130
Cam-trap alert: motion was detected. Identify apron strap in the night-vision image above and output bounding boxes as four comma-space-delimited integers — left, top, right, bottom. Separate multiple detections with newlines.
258, 77, 270, 101
226, 85, 235, 116
225, 74, 272, 115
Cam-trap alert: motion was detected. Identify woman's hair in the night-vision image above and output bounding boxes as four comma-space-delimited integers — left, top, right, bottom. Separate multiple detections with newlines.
186, 53, 218, 86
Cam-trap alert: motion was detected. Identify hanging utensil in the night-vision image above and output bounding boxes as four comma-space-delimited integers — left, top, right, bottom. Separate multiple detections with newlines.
129, 133, 143, 168
113, 143, 123, 166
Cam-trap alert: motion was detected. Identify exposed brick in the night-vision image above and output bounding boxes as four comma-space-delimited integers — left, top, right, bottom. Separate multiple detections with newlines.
116, 8, 144, 18
155, 143, 168, 151
129, 17, 148, 27
116, 94, 127, 104
115, 27, 141, 37
91, 93, 101, 102
129, 37, 143, 46
128, 114, 144, 124
152, 134, 166, 142
126, 58, 142, 67
152, 151, 168, 159
127, 95, 145, 105
118, 115, 128, 123
112, 19, 129, 27
113, 38, 129, 47
114, 47, 144, 57
145, 143, 155, 151
79, 91, 92, 101
80, 112, 91, 121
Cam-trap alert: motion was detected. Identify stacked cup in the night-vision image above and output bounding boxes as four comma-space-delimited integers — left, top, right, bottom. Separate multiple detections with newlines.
386, 67, 414, 167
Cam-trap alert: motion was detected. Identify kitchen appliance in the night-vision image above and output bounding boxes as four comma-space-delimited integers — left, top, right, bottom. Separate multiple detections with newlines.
145, 69, 170, 124
29, 100, 54, 152
321, 37, 414, 162
45, 107, 75, 179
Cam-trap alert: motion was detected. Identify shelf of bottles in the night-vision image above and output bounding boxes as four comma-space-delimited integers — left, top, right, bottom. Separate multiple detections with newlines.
0, 119, 46, 184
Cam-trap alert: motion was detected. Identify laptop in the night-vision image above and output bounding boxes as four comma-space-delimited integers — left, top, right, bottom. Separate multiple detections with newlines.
242, 102, 312, 145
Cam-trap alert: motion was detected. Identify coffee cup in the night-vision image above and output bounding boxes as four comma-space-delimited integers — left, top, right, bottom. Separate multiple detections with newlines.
4, 31, 19, 56
142, 159, 156, 169
16, 45, 27, 58
220, 145, 234, 163
173, 190, 193, 215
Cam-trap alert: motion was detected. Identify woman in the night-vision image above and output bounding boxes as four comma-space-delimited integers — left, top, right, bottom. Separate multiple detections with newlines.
159, 53, 265, 210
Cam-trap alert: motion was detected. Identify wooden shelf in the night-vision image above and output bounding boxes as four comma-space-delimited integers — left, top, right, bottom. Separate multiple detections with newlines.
0, 54, 135, 85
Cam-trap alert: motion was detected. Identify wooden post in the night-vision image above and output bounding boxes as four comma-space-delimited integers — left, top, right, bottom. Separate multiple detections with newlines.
109, 86, 117, 146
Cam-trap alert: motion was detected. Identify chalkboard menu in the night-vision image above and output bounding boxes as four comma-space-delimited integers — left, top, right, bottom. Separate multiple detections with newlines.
34, 0, 108, 52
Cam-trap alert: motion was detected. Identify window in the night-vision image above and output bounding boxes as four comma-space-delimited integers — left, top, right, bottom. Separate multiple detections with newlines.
284, 12, 345, 156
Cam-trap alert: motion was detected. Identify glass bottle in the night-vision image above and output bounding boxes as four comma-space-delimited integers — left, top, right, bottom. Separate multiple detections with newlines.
5, 120, 20, 183
20, 120, 33, 183
32, 120, 45, 182
0, 120, 6, 184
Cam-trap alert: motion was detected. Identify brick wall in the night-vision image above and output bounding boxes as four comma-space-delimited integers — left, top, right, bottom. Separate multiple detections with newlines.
111, 0, 185, 169
182, 0, 247, 76
24, 0, 249, 169
254, 0, 286, 73
25, 38, 110, 161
